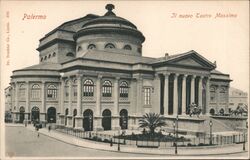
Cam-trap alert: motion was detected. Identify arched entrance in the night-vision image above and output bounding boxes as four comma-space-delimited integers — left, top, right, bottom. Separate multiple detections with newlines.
83, 109, 93, 131
219, 108, 224, 115
73, 109, 77, 128
65, 108, 68, 126
19, 107, 25, 123
102, 109, 111, 130
119, 109, 128, 129
31, 106, 40, 122
210, 108, 215, 115
47, 107, 56, 123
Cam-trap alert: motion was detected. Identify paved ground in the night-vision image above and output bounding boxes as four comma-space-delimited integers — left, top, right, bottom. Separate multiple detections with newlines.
4, 125, 249, 159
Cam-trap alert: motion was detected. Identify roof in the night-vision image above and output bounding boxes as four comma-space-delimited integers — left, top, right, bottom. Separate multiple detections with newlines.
15, 62, 62, 71
80, 50, 156, 64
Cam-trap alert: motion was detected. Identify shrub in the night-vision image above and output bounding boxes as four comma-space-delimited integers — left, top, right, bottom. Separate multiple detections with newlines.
103, 139, 110, 143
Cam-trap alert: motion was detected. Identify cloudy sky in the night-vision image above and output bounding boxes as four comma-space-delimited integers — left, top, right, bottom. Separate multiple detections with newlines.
1, 1, 249, 93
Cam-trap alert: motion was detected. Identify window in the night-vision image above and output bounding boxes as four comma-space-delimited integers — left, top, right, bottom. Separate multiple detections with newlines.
83, 79, 94, 97
123, 45, 132, 50
210, 86, 216, 101
102, 80, 112, 97
48, 54, 51, 59
105, 43, 115, 49
65, 80, 69, 100
72, 79, 77, 99
77, 46, 82, 52
19, 84, 26, 100
40, 57, 43, 62
44, 56, 47, 60
120, 81, 129, 98
47, 84, 57, 99
87, 44, 96, 50
31, 84, 41, 99
52, 52, 56, 57
144, 88, 151, 105
220, 87, 226, 102
66, 52, 74, 57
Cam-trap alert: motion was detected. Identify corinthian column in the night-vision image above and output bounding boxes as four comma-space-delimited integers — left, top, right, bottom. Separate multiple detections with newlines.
164, 73, 169, 116
182, 75, 187, 115
198, 76, 203, 112
190, 75, 196, 104
206, 77, 210, 115
173, 74, 179, 115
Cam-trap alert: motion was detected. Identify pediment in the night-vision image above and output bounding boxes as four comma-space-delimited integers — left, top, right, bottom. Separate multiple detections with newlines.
166, 51, 216, 70
175, 58, 203, 67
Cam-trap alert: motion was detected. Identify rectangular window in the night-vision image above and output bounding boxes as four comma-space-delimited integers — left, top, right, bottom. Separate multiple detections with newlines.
120, 87, 128, 98
144, 88, 151, 105
19, 89, 25, 100
31, 89, 40, 99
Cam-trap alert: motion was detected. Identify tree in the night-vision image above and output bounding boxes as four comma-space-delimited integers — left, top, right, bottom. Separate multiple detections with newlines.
139, 113, 167, 135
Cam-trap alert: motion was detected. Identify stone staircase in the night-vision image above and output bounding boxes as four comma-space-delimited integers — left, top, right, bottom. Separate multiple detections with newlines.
202, 116, 234, 133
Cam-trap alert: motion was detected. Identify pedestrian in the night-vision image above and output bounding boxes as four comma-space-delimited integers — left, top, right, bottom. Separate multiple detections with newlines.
48, 125, 51, 132
37, 132, 39, 138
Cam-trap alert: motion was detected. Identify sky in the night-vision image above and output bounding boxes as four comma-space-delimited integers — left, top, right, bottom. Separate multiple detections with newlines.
1, 0, 249, 93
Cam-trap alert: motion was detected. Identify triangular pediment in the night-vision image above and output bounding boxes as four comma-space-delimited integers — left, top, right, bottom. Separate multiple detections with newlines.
175, 57, 204, 67
167, 51, 215, 70
153, 50, 216, 70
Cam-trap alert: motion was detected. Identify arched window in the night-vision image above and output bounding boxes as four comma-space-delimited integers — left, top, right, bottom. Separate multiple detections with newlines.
102, 80, 112, 97
83, 79, 94, 97
44, 56, 47, 60
77, 46, 82, 52
123, 45, 132, 50
47, 84, 57, 98
52, 52, 56, 57
31, 84, 41, 99
105, 43, 115, 49
120, 81, 129, 98
19, 84, 26, 100
48, 54, 51, 59
66, 52, 74, 57
40, 57, 43, 62
87, 44, 96, 50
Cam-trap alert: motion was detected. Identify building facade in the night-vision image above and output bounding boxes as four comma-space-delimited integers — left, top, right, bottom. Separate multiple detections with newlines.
6, 4, 231, 131
229, 87, 248, 111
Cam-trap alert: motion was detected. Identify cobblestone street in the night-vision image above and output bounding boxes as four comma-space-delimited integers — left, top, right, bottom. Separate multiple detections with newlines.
4, 125, 248, 159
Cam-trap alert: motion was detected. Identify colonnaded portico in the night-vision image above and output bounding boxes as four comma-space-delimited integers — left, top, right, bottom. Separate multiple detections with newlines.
159, 73, 210, 116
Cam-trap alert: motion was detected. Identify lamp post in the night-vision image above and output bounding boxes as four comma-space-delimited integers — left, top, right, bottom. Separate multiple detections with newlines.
175, 115, 178, 154
209, 120, 213, 145
173, 119, 177, 154
118, 129, 120, 151
243, 122, 247, 151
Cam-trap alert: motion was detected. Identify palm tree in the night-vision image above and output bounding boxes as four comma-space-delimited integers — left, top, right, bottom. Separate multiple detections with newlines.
139, 113, 167, 135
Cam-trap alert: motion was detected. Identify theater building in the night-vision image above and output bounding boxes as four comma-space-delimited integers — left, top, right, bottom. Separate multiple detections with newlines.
6, 4, 232, 131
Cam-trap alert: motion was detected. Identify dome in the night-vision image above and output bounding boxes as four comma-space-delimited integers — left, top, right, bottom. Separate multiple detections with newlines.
74, 4, 145, 43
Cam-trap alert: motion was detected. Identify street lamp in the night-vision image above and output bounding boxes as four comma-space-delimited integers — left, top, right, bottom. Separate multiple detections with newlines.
209, 120, 213, 145
118, 129, 120, 151
243, 122, 247, 151
175, 115, 178, 154
173, 119, 177, 154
